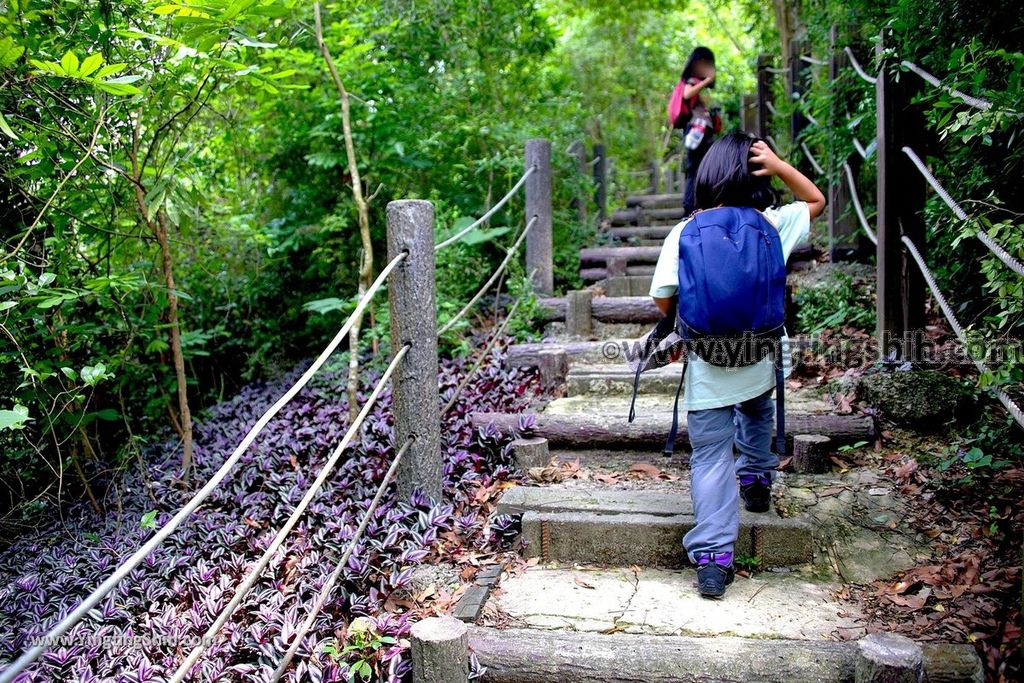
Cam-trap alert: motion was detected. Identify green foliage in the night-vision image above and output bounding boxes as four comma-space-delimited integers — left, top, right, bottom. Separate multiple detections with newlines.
323, 617, 397, 682
794, 270, 876, 333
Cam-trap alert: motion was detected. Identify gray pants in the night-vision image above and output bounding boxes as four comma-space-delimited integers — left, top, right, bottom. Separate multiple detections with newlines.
683, 388, 777, 563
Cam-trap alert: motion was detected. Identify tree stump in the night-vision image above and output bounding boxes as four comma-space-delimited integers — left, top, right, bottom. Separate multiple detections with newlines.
565, 290, 593, 338
792, 434, 832, 474
855, 633, 923, 683
411, 616, 469, 683
512, 437, 550, 470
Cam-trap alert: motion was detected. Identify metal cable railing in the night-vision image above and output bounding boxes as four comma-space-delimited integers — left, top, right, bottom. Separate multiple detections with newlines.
901, 146, 1024, 276
845, 46, 877, 84
168, 344, 411, 683
0, 251, 409, 683
269, 435, 415, 682
902, 236, 1024, 428
842, 162, 878, 245
434, 165, 536, 251
439, 215, 539, 335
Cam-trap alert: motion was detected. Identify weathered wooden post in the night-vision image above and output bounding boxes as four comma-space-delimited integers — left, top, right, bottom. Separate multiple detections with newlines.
789, 36, 808, 145
572, 139, 588, 225
756, 54, 774, 140
565, 289, 593, 338
875, 34, 927, 360
592, 143, 607, 222
741, 94, 758, 133
524, 138, 553, 296
828, 25, 860, 262
387, 200, 442, 502
410, 616, 469, 683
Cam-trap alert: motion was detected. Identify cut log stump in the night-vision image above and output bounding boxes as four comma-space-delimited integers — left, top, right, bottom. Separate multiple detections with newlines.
791, 434, 832, 473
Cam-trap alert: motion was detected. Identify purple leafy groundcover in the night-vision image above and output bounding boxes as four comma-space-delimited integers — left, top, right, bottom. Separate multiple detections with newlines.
0, 341, 538, 682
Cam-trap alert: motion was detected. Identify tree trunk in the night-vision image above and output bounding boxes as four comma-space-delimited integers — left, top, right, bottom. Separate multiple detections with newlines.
155, 209, 194, 477
315, 2, 374, 424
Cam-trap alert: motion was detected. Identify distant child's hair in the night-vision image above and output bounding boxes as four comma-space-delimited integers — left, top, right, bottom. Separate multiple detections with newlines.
681, 46, 715, 86
694, 132, 778, 211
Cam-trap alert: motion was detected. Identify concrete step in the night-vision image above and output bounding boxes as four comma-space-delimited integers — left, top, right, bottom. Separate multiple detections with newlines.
625, 192, 684, 209
469, 625, 982, 683
497, 485, 813, 567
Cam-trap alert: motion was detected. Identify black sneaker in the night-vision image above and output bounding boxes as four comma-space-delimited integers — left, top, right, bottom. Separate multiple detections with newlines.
695, 552, 735, 598
739, 474, 772, 512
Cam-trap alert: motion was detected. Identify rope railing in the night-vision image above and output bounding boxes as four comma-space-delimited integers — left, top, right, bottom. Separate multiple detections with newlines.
901, 236, 1024, 428
766, 101, 779, 117
800, 141, 825, 176
168, 343, 411, 683
439, 214, 539, 335
434, 165, 536, 251
801, 108, 820, 127
585, 155, 603, 167
842, 162, 878, 245
0, 250, 409, 683
901, 146, 1024, 277
269, 435, 415, 682
801, 55, 827, 66
844, 46, 878, 84
765, 66, 788, 75
900, 60, 991, 112
852, 137, 871, 160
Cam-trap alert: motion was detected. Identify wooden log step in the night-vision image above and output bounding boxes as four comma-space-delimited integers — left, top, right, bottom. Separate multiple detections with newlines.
468, 627, 982, 683
625, 193, 683, 208
470, 411, 874, 448
579, 245, 661, 266
607, 225, 673, 241
580, 265, 654, 282
536, 296, 660, 324
611, 206, 688, 226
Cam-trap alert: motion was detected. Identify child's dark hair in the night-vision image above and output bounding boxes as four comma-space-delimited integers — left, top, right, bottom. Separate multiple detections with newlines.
681, 46, 715, 87
694, 132, 778, 211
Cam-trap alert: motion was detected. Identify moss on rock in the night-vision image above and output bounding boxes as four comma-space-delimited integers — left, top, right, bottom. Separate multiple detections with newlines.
855, 370, 968, 429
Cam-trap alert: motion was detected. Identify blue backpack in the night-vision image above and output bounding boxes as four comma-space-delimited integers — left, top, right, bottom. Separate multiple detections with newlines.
630, 206, 788, 456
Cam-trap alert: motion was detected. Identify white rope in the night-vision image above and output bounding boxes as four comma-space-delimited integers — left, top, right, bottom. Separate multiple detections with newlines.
168, 343, 410, 683
586, 155, 603, 167
766, 101, 779, 117
900, 60, 993, 113
842, 162, 878, 245
0, 251, 408, 683
902, 146, 1024, 276
844, 47, 878, 85
434, 165, 536, 251
802, 109, 821, 127
765, 66, 788, 75
766, 135, 780, 151
852, 137, 872, 160
801, 55, 827, 66
439, 215, 539, 335
800, 142, 825, 176
901, 235, 1024, 428
269, 436, 414, 682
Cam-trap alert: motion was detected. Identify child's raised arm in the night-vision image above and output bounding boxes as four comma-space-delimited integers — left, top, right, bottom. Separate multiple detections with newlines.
749, 141, 826, 219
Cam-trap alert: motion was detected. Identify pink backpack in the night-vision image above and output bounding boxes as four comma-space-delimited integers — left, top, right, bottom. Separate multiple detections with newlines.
667, 79, 698, 129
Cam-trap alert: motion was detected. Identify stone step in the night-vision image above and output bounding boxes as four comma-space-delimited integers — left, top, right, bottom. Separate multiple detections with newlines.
469, 626, 982, 683
625, 192, 684, 209
567, 362, 683, 396
596, 275, 653, 297
497, 485, 813, 567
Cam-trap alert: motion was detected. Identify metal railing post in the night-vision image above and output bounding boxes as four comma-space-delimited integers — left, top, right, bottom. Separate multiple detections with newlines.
524, 138, 553, 295
387, 200, 442, 501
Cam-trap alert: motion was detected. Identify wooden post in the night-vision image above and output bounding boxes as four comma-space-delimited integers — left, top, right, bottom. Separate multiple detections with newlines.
741, 94, 757, 133
875, 34, 927, 360
792, 434, 832, 473
789, 36, 808, 146
387, 200, 442, 502
828, 25, 859, 262
573, 139, 588, 225
756, 54, 774, 140
524, 138, 553, 296
411, 616, 470, 683
512, 437, 550, 470
592, 143, 607, 222
565, 289, 593, 338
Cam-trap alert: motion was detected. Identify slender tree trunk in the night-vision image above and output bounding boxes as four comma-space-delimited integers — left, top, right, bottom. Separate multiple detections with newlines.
154, 209, 194, 477
314, 2, 374, 424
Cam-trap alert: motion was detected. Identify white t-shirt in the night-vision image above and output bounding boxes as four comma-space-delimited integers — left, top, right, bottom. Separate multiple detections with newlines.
648, 202, 811, 411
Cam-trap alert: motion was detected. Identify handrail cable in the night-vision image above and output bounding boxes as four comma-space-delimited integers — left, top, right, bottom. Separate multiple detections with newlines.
801, 108, 821, 127
902, 146, 1024, 276
842, 162, 878, 245
434, 165, 537, 251
0, 251, 408, 683
766, 101, 779, 117
801, 55, 827, 66
439, 215, 539, 335
269, 435, 415, 682
900, 60, 991, 112
765, 66, 788, 75
168, 344, 411, 683
585, 155, 603, 167
852, 137, 870, 160
844, 47, 878, 84
901, 235, 1024, 428
800, 142, 825, 176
